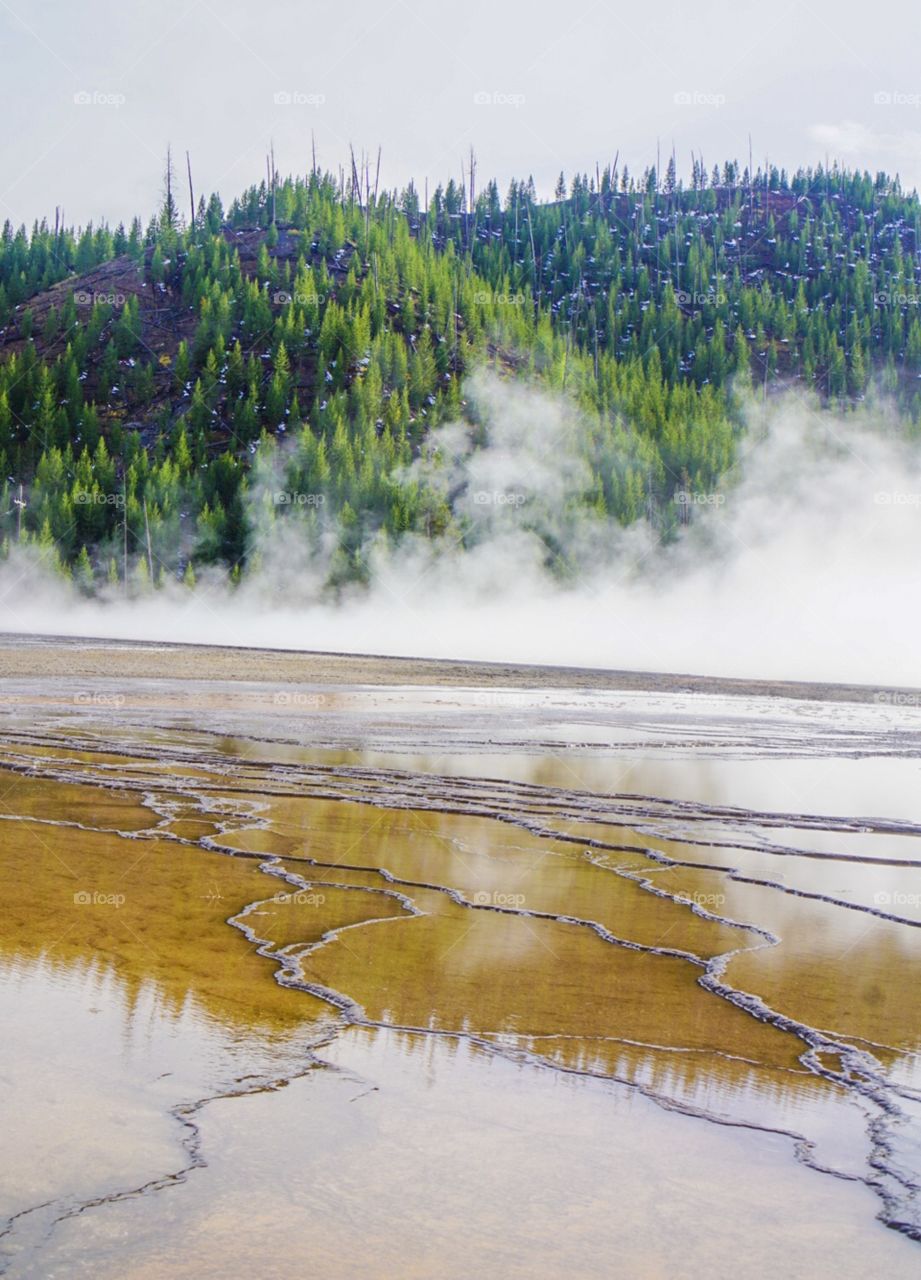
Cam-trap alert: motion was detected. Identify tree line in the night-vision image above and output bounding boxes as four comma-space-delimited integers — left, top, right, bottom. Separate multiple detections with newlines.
1, 157, 918, 592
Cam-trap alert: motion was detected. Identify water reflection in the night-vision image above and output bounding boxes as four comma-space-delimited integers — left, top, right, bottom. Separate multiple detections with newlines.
1, 685, 920, 1274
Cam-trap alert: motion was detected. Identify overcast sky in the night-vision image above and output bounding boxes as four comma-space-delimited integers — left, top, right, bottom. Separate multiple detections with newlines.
2, 0, 921, 229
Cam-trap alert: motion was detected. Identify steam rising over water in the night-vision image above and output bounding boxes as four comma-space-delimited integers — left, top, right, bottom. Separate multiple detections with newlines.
2, 376, 920, 685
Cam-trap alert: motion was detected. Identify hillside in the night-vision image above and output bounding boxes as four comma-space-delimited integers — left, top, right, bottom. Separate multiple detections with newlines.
1, 159, 920, 591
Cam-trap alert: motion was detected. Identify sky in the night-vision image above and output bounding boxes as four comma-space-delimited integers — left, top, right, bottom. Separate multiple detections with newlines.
2, 0, 921, 229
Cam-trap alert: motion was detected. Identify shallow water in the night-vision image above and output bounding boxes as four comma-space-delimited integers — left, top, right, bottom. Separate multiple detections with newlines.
1, 679, 921, 1276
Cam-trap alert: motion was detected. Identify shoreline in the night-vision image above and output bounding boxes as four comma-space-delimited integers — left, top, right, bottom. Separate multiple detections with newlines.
0, 630, 916, 705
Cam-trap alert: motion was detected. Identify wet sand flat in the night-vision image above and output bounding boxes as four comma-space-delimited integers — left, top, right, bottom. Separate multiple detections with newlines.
1, 629, 920, 703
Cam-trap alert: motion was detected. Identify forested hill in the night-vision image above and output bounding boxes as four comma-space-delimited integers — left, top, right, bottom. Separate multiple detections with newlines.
1, 159, 920, 591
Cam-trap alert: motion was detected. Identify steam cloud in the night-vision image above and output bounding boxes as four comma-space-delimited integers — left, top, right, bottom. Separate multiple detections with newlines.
2, 370, 920, 686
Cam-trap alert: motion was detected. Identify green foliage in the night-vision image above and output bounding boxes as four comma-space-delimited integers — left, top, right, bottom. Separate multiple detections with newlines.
3, 158, 921, 590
